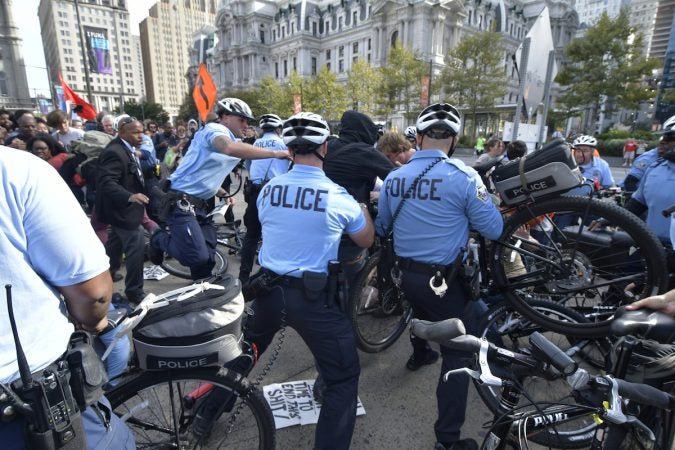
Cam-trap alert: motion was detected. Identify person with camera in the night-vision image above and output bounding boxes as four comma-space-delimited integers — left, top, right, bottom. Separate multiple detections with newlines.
148, 98, 290, 280
376, 103, 503, 450
0, 147, 134, 449
238, 113, 290, 283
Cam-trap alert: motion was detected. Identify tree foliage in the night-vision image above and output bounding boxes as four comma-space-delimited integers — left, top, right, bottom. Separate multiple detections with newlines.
440, 31, 508, 139
116, 100, 170, 125
380, 44, 427, 123
555, 9, 660, 132
251, 75, 293, 117
303, 66, 348, 122
346, 60, 383, 116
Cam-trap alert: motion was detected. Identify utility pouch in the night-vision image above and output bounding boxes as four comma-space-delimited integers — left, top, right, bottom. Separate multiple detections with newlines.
457, 258, 481, 301
243, 179, 252, 203
158, 192, 177, 223
66, 331, 108, 409
242, 269, 277, 302
302, 271, 328, 302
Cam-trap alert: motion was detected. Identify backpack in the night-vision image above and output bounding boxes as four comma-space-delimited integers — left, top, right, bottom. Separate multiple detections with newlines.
70, 130, 113, 185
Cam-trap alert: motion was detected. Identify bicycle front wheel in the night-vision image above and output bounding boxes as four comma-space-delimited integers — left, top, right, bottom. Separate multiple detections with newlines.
491, 196, 668, 338
106, 367, 275, 449
162, 247, 229, 279
349, 252, 412, 353
475, 299, 609, 448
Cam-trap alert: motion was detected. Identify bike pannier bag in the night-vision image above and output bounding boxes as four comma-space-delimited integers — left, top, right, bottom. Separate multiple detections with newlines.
132, 275, 245, 371
492, 140, 583, 206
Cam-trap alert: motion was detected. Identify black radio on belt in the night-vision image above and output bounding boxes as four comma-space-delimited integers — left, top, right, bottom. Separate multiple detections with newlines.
3, 285, 84, 450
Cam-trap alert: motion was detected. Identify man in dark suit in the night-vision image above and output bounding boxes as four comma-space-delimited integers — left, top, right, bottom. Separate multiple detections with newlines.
95, 116, 150, 304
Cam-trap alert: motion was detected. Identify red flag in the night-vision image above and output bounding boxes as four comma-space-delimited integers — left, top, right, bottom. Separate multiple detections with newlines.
59, 73, 97, 121
192, 64, 217, 122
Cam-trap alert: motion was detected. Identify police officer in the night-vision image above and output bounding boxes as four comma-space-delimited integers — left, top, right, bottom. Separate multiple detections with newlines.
404, 126, 417, 146
625, 139, 675, 286
376, 103, 503, 450
238, 113, 289, 283
623, 115, 675, 192
1, 147, 134, 449
244, 112, 373, 449
571, 135, 615, 189
149, 98, 290, 279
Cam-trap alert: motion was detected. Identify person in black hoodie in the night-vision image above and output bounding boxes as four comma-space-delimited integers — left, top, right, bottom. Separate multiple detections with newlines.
324, 110, 394, 204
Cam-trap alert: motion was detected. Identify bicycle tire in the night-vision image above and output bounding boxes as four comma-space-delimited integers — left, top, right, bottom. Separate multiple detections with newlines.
106, 367, 275, 449
222, 172, 244, 198
474, 299, 610, 448
349, 251, 412, 353
161, 247, 229, 279
491, 196, 668, 338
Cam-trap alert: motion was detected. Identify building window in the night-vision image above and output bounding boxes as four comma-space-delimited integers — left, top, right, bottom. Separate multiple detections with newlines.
313, 22, 317, 36
326, 62, 331, 71
326, 49, 331, 60
353, 42, 358, 54
338, 60, 344, 72
284, 59, 288, 77
275, 62, 279, 78
273, 29, 276, 40
339, 16, 343, 30
311, 57, 317, 75
325, 21, 329, 34
293, 57, 297, 71
0, 71, 7, 96
353, 56, 358, 63
353, 11, 357, 26
338, 46, 344, 57
260, 30, 265, 43
368, 38, 371, 50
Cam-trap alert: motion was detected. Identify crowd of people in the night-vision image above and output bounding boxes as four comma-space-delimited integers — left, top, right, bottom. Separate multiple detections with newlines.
1, 98, 674, 450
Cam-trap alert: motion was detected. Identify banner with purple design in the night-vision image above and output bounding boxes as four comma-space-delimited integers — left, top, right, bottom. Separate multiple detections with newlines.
84, 26, 112, 75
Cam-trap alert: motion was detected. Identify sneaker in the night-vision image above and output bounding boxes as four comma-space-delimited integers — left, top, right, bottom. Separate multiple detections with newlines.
435, 439, 478, 450
147, 229, 165, 266
406, 349, 439, 371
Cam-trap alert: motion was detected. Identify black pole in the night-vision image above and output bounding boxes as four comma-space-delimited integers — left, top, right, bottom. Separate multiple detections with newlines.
74, 0, 94, 105
428, 59, 433, 107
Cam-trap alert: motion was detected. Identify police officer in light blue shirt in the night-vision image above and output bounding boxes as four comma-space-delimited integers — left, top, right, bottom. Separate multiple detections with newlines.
623, 115, 675, 192
232, 112, 374, 450
238, 113, 290, 282
149, 98, 290, 279
572, 135, 615, 189
376, 103, 503, 450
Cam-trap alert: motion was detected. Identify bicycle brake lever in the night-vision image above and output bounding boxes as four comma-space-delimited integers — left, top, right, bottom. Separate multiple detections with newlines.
443, 339, 503, 387
443, 367, 481, 382
595, 375, 628, 424
624, 415, 656, 442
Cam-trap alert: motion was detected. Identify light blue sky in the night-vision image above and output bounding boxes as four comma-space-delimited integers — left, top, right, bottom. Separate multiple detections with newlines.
14, 0, 156, 97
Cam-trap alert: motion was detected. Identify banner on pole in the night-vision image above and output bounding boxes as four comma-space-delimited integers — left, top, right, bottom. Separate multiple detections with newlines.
84, 27, 112, 75
420, 75, 430, 107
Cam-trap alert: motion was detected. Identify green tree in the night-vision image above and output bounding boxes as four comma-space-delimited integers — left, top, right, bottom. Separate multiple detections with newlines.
346, 60, 383, 116
555, 9, 660, 133
248, 76, 293, 117
116, 99, 170, 125
177, 91, 199, 123
303, 66, 348, 122
380, 44, 427, 123
439, 31, 508, 139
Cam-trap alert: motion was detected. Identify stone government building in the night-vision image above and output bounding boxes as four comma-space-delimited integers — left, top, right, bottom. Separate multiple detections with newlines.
210, 0, 579, 131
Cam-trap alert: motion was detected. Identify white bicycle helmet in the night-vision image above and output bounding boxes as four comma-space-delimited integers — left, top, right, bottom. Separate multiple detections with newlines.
404, 126, 417, 140
416, 103, 461, 136
572, 135, 597, 148
662, 115, 675, 132
282, 112, 330, 148
259, 113, 284, 130
113, 114, 134, 132
216, 97, 255, 121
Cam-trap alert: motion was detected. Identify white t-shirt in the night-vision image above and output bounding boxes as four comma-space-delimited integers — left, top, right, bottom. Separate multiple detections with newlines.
53, 128, 85, 149
0, 147, 109, 383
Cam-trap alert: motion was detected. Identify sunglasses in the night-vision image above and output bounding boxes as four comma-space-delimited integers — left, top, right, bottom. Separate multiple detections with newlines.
118, 116, 137, 130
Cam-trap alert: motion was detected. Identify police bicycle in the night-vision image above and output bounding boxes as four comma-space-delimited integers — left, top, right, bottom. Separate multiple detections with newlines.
101, 276, 276, 449
472, 140, 670, 339
411, 307, 675, 449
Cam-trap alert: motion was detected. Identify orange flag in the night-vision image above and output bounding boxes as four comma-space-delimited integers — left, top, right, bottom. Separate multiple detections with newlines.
192, 64, 217, 122
59, 73, 97, 121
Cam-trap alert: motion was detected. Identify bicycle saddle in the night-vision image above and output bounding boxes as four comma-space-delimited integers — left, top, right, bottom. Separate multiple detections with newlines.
611, 306, 675, 343
561, 226, 635, 247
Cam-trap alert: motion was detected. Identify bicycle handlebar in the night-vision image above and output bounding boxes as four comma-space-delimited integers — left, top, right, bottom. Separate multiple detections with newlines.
410, 318, 466, 343
529, 332, 578, 376
614, 378, 675, 410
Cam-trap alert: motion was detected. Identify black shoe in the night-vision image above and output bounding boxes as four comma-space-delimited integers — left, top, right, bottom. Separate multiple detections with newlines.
110, 271, 123, 282
406, 349, 439, 371
147, 230, 165, 266
435, 439, 478, 450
